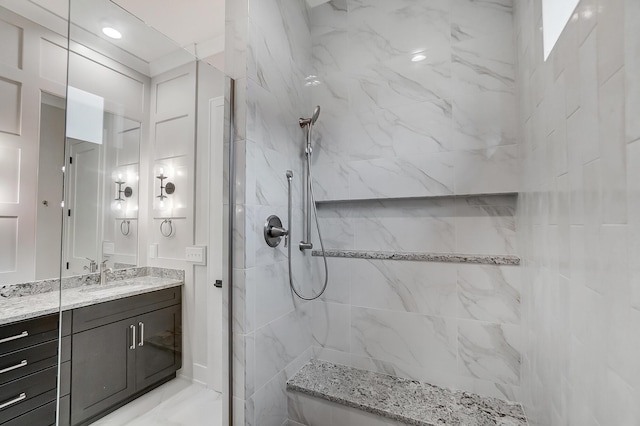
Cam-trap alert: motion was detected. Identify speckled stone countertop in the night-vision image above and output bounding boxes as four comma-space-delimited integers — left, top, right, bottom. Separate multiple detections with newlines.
312, 249, 521, 265
0, 267, 184, 325
287, 360, 528, 426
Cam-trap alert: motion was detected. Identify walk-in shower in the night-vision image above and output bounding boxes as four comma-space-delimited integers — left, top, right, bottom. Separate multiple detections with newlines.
263, 106, 329, 300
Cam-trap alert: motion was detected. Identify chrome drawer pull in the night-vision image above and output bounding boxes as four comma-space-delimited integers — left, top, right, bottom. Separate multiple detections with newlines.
130, 325, 136, 350
138, 322, 144, 347
0, 393, 26, 409
0, 331, 28, 344
0, 360, 27, 374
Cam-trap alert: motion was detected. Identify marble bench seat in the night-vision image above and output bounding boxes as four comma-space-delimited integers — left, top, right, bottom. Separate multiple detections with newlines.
286, 360, 528, 426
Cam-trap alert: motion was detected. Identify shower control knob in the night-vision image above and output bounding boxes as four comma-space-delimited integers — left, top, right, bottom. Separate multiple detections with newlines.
264, 215, 288, 247
268, 226, 288, 238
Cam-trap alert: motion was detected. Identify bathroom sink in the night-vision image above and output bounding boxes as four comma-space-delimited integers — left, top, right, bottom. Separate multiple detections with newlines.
79, 281, 136, 293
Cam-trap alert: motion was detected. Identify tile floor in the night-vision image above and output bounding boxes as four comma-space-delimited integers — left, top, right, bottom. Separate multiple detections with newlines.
91, 378, 222, 426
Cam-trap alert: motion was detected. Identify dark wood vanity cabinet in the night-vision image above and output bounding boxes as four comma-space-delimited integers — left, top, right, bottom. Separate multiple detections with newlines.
0, 286, 181, 426
68, 288, 182, 426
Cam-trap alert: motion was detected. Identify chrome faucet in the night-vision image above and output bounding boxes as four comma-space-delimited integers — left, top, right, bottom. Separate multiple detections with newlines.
100, 259, 111, 285
84, 258, 98, 273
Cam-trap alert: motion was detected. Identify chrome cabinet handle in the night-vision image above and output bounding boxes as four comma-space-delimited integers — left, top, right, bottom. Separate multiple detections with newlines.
0, 393, 26, 409
138, 322, 144, 347
0, 360, 27, 374
0, 331, 28, 344
130, 325, 136, 350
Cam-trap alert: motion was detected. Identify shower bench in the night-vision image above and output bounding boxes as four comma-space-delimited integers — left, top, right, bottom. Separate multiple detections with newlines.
286, 360, 528, 426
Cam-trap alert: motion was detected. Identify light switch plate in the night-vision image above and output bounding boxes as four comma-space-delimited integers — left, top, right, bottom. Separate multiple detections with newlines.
186, 246, 207, 265
149, 244, 158, 259
103, 241, 115, 256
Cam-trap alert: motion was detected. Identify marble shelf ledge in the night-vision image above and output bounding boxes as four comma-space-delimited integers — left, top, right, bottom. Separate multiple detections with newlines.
311, 249, 521, 265
287, 360, 528, 426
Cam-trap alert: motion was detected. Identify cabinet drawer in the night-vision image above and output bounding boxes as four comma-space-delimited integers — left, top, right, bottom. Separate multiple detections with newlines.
0, 315, 58, 356
0, 367, 56, 423
73, 287, 181, 333
0, 340, 58, 386
2, 400, 56, 426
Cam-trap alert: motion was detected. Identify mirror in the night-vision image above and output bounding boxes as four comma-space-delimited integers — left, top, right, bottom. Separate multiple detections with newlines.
0, 2, 69, 286
0, 0, 226, 283
63, 113, 141, 275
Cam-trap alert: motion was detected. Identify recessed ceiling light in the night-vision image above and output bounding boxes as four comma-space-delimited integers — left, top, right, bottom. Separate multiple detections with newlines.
102, 27, 122, 39
411, 54, 427, 62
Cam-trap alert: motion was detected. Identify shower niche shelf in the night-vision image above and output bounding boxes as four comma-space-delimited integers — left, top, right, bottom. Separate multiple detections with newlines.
314, 192, 518, 205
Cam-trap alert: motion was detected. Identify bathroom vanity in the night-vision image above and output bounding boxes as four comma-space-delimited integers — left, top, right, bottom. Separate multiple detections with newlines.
0, 269, 183, 426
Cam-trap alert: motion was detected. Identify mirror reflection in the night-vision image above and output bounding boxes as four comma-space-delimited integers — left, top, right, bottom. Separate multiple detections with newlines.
63, 113, 140, 276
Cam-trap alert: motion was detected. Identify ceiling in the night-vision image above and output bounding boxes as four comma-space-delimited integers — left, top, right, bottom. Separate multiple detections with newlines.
113, 0, 225, 49
0, 0, 225, 76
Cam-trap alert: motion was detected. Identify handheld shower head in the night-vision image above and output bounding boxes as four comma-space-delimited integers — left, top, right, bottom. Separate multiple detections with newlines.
311, 105, 320, 125
299, 106, 321, 127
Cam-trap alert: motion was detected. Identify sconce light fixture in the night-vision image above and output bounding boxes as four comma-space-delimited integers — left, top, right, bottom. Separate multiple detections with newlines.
115, 174, 133, 210
156, 169, 176, 207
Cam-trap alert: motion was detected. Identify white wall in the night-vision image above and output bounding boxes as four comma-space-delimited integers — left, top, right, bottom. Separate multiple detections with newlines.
144, 61, 227, 390
516, 0, 640, 424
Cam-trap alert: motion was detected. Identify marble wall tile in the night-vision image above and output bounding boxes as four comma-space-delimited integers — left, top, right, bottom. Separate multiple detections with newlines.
350, 260, 458, 317
457, 321, 521, 386
248, 262, 295, 328
288, 392, 333, 426
627, 141, 640, 311
625, 0, 640, 144
596, 0, 624, 85
347, 352, 460, 392
348, 154, 455, 200
252, 371, 289, 426
347, 52, 451, 113
255, 309, 312, 392
454, 145, 519, 195
311, 301, 350, 352
598, 68, 627, 224
350, 307, 458, 374
455, 201, 517, 255
578, 30, 600, 164
457, 265, 521, 324
451, 0, 513, 43
346, 0, 450, 69
517, 0, 640, 424
352, 207, 456, 253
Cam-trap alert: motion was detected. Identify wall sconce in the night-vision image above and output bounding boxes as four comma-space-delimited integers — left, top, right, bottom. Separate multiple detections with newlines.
156, 169, 176, 208
115, 174, 133, 210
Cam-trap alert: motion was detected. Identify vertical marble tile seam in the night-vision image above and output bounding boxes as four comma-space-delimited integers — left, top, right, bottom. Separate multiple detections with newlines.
597, 67, 627, 224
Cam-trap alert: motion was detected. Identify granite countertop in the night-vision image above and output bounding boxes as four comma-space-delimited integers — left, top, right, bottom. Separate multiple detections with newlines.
287, 360, 528, 426
0, 268, 183, 326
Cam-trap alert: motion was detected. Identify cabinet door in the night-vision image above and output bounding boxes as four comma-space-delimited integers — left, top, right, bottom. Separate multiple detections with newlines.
71, 318, 136, 425
135, 305, 182, 391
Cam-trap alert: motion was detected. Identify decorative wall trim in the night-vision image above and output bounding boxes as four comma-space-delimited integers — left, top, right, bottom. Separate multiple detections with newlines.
311, 249, 520, 265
